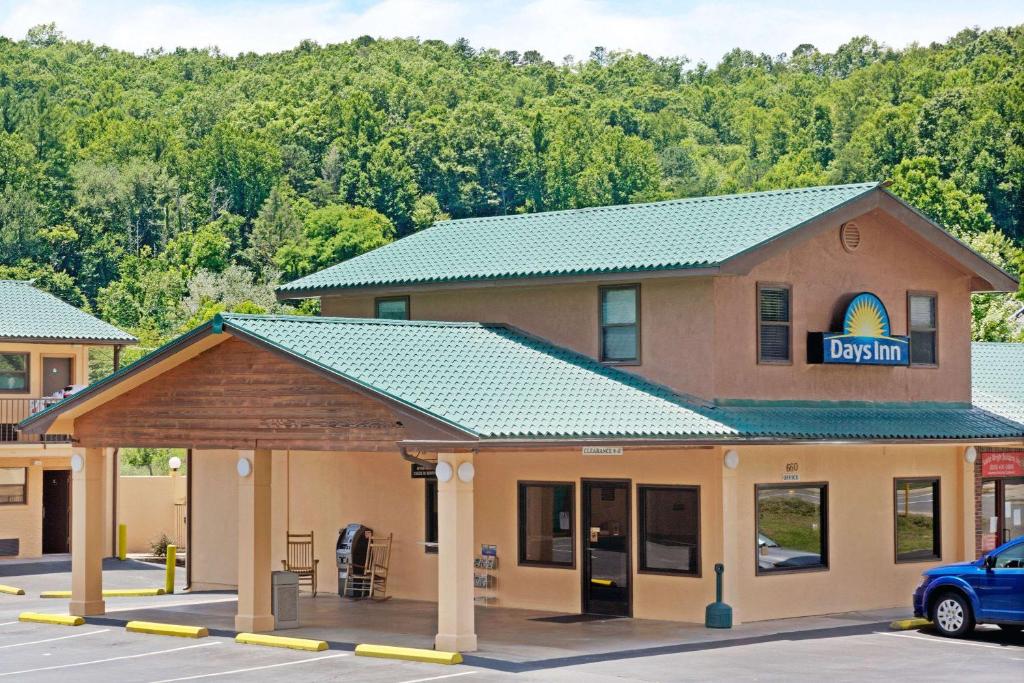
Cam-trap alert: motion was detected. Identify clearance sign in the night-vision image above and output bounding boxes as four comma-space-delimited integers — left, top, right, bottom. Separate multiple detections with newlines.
808, 293, 909, 366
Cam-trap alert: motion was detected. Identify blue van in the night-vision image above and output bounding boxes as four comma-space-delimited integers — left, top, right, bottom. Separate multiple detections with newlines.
913, 536, 1024, 637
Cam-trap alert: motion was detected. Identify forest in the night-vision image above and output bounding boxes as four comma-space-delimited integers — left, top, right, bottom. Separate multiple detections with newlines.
1, 21, 1023, 374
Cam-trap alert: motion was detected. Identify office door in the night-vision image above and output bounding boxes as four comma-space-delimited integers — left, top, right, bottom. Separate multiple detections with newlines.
582, 480, 631, 616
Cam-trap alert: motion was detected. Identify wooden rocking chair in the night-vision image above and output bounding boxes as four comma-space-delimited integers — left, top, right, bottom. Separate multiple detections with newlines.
345, 533, 392, 600
281, 531, 319, 597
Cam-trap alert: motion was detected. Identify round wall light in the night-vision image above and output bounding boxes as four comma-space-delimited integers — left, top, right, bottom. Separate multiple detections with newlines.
237, 457, 252, 478
964, 446, 978, 465
70, 453, 84, 473
724, 450, 740, 470
457, 461, 475, 483
435, 461, 454, 483
168, 456, 182, 472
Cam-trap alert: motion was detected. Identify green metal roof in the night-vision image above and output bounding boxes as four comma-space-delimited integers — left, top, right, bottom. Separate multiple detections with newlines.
972, 342, 1024, 425
278, 183, 880, 294
0, 280, 137, 344
213, 314, 1024, 441
23, 314, 1023, 442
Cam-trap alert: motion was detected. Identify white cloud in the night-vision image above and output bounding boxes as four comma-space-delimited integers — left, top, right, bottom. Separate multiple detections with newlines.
1, 0, 1022, 63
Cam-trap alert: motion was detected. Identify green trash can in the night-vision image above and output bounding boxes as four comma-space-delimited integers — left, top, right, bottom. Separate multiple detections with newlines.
705, 563, 732, 629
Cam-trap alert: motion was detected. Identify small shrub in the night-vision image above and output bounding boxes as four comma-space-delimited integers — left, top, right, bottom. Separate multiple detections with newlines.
150, 533, 172, 558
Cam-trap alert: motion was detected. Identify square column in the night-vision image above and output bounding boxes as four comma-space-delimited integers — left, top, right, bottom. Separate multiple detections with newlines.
435, 452, 477, 652
236, 449, 274, 632
960, 448, 976, 561
720, 451, 741, 624
70, 447, 106, 616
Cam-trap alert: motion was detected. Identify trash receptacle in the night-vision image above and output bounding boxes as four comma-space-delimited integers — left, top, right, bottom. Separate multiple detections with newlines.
271, 571, 299, 629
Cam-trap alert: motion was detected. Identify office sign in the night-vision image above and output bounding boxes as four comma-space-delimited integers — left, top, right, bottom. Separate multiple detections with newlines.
808, 293, 909, 366
981, 451, 1024, 478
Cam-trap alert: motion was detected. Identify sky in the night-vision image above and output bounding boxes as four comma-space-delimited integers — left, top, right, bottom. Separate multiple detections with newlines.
1, 0, 1023, 64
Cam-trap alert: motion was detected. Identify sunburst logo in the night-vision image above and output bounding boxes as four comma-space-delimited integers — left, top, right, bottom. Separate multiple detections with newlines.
843, 294, 890, 338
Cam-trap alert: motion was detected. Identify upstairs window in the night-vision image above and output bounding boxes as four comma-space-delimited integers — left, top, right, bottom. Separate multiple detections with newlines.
0, 353, 28, 392
908, 293, 937, 366
600, 285, 639, 363
375, 296, 409, 320
757, 284, 791, 364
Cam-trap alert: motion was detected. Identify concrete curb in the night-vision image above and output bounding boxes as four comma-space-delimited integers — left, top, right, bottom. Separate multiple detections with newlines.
236, 633, 329, 651
355, 643, 463, 665
889, 618, 932, 630
41, 588, 166, 598
19, 612, 84, 626
0, 584, 25, 596
126, 620, 209, 638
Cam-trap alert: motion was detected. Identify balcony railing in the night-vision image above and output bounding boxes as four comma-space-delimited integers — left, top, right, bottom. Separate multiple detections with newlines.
0, 397, 71, 444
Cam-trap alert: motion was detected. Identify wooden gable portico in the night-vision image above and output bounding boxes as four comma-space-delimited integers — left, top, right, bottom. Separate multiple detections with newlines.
21, 326, 481, 650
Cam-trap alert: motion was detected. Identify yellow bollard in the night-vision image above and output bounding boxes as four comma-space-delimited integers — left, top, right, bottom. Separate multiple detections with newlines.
165, 545, 176, 595
118, 524, 127, 561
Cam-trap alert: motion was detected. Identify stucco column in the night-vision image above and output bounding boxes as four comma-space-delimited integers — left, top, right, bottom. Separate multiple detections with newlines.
435, 452, 477, 652
721, 451, 741, 624
235, 449, 274, 632
70, 447, 106, 616
960, 448, 976, 561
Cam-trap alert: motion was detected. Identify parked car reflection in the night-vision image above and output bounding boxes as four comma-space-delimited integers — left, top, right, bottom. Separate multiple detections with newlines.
757, 532, 822, 570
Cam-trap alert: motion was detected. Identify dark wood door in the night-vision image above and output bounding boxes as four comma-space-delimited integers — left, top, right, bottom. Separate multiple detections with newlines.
582, 480, 631, 616
42, 469, 71, 554
43, 357, 72, 397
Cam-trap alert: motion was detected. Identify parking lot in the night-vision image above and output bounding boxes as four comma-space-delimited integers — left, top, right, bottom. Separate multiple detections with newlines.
0, 560, 1021, 681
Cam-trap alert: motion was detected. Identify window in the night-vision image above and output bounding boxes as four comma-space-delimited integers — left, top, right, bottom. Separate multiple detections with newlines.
424, 479, 438, 554
375, 296, 409, 320
894, 478, 941, 562
639, 485, 700, 575
0, 468, 26, 505
992, 542, 1024, 569
518, 482, 574, 567
757, 284, 791, 364
599, 285, 639, 363
909, 293, 937, 366
756, 483, 828, 573
0, 353, 28, 392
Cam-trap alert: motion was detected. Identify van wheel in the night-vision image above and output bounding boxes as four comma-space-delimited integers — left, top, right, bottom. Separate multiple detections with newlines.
932, 592, 974, 637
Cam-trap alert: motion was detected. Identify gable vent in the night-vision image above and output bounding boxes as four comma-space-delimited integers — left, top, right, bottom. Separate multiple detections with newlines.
840, 222, 862, 252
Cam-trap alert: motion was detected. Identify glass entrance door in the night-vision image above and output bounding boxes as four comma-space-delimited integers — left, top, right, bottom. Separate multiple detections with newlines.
982, 477, 1024, 551
1003, 479, 1024, 544
582, 480, 630, 617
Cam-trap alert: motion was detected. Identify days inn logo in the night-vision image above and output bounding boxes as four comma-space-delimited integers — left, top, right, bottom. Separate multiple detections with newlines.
808, 293, 910, 366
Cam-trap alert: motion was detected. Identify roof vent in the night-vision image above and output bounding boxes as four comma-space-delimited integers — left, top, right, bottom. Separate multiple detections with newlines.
840, 222, 861, 252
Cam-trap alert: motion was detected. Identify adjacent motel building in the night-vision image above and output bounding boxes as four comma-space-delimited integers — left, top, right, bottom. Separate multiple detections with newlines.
1, 281, 135, 559
20, 182, 1024, 651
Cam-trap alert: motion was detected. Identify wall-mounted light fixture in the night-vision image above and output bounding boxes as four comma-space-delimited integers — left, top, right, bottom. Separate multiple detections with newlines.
724, 450, 740, 470
964, 446, 978, 465
70, 453, 84, 472
457, 461, 475, 483
435, 461, 454, 483
236, 457, 252, 478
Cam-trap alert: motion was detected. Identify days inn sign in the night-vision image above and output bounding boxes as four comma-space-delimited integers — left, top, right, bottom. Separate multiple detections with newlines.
808, 293, 910, 366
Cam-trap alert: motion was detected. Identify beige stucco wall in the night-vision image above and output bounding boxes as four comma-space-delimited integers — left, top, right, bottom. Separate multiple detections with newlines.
0, 454, 85, 559
0, 341, 90, 400
117, 475, 186, 553
321, 208, 974, 404
727, 443, 969, 622
188, 443, 972, 623
712, 209, 973, 403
